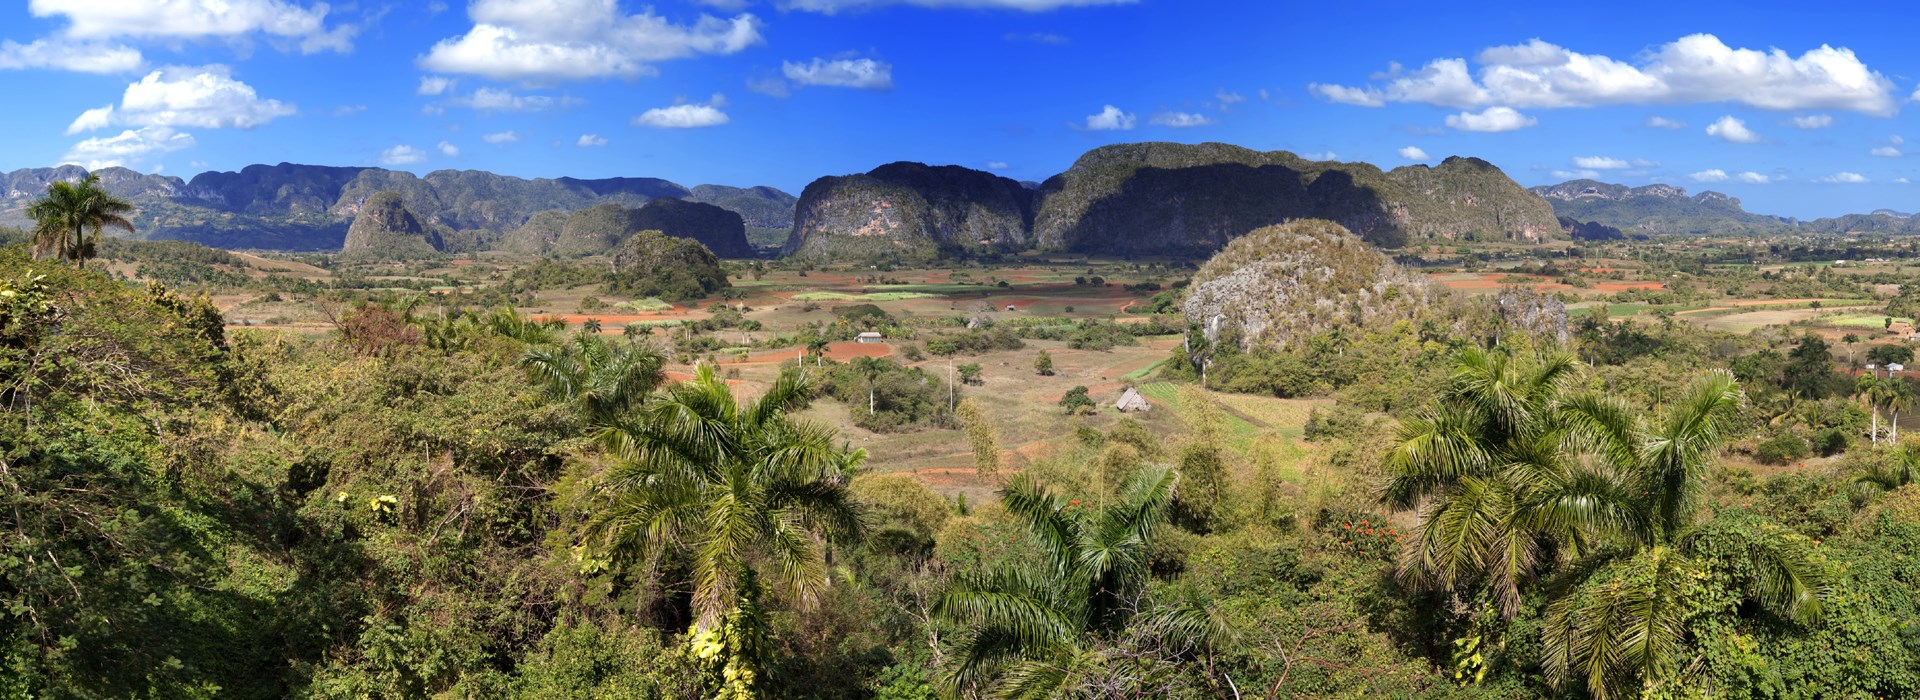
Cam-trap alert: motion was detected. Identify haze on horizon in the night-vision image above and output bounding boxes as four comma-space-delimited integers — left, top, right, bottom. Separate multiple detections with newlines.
1, 0, 1917, 219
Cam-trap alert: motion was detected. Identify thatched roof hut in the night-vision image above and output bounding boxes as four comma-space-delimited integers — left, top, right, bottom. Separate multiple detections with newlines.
1114, 387, 1152, 413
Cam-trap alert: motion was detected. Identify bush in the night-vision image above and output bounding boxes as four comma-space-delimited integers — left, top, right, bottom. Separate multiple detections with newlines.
1813, 426, 1850, 457
901, 344, 925, 362
957, 363, 983, 385
1059, 386, 1094, 413
1755, 431, 1811, 465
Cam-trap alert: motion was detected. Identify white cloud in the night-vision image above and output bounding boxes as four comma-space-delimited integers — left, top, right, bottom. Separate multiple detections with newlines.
379, 145, 426, 165
1552, 169, 1602, 180
577, 133, 607, 147
1646, 116, 1685, 129
437, 141, 459, 157
449, 87, 567, 112
418, 76, 454, 96
745, 76, 790, 98
60, 125, 194, 169
481, 130, 521, 144
1398, 146, 1429, 161
1790, 114, 1833, 129
1818, 172, 1868, 183
1301, 151, 1337, 161
0, 38, 143, 73
782, 57, 893, 90
985, 161, 1009, 170
1310, 34, 1898, 116
1705, 115, 1760, 143
1216, 90, 1246, 108
1894, 135, 1906, 145
1898, 177, 1912, 184
1444, 106, 1536, 132
66, 66, 294, 135
1873, 146, 1903, 157
420, 0, 763, 81
790, 0, 1133, 13
1631, 158, 1661, 167
1689, 169, 1729, 182
1149, 111, 1212, 128
1736, 171, 1776, 183
1574, 156, 1631, 170
635, 95, 730, 128
1083, 104, 1135, 131
27, 0, 354, 52
331, 104, 366, 116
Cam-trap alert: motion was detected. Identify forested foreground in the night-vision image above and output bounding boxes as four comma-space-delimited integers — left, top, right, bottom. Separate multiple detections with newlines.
5, 243, 1920, 700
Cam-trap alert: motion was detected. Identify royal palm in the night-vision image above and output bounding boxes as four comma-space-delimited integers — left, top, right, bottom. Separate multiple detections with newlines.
1383, 347, 1827, 698
27, 174, 134, 269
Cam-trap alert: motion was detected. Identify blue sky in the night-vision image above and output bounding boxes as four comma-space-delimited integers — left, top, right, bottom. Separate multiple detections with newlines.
2, 1, 1919, 219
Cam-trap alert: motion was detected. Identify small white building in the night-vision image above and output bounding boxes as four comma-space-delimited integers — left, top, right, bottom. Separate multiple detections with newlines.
1114, 387, 1152, 413
855, 331, 885, 344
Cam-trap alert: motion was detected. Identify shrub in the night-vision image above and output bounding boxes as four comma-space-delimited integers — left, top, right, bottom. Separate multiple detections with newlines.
1755, 431, 1811, 465
1058, 386, 1094, 413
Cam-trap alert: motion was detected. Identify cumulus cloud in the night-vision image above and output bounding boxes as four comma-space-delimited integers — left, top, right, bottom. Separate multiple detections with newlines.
1083, 105, 1135, 131
1215, 89, 1246, 110
1310, 34, 1898, 116
1646, 116, 1685, 129
1899, 177, 1912, 184
27, 0, 355, 52
420, 0, 762, 81
1819, 172, 1868, 183
1444, 106, 1536, 132
782, 57, 893, 90
1873, 146, 1903, 157
1551, 169, 1601, 180
1399, 146, 1429, 161
437, 141, 459, 156
418, 76, 454, 96
1301, 151, 1337, 161
66, 66, 295, 135
60, 125, 194, 169
577, 133, 606, 147
0, 38, 143, 73
379, 144, 426, 165
635, 95, 729, 128
790, 0, 1132, 13
1736, 171, 1776, 183
481, 130, 521, 143
1689, 169, 1729, 182
1791, 114, 1833, 129
1574, 156, 1631, 170
1705, 115, 1760, 143
1149, 111, 1212, 128
985, 161, 1009, 170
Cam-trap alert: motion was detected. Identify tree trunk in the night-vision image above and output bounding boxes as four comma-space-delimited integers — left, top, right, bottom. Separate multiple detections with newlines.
1873, 407, 1880, 445
868, 382, 875, 415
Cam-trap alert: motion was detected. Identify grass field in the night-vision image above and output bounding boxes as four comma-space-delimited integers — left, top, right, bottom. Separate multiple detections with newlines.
789, 291, 939, 301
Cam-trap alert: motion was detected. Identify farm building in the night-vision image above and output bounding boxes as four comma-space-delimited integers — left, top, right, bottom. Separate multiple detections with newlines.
855, 331, 885, 344
1114, 387, 1152, 413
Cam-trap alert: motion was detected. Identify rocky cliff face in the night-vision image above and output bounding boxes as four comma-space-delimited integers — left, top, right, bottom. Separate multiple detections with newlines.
1181, 219, 1441, 349
780, 143, 1560, 260
341, 191, 442, 259
0, 162, 792, 252
1529, 179, 1791, 235
782, 162, 1035, 259
1036, 143, 1560, 254
502, 199, 751, 258
610, 230, 731, 301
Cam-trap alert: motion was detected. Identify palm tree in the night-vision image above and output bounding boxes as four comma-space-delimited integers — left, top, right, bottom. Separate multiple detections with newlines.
483, 304, 565, 345
850, 356, 885, 415
935, 466, 1220, 697
1383, 347, 1829, 699
1853, 440, 1920, 493
521, 333, 667, 424
807, 337, 830, 366
1887, 378, 1914, 444
27, 174, 134, 269
584, 363, 865, 630
1857, 373, 1885, 445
